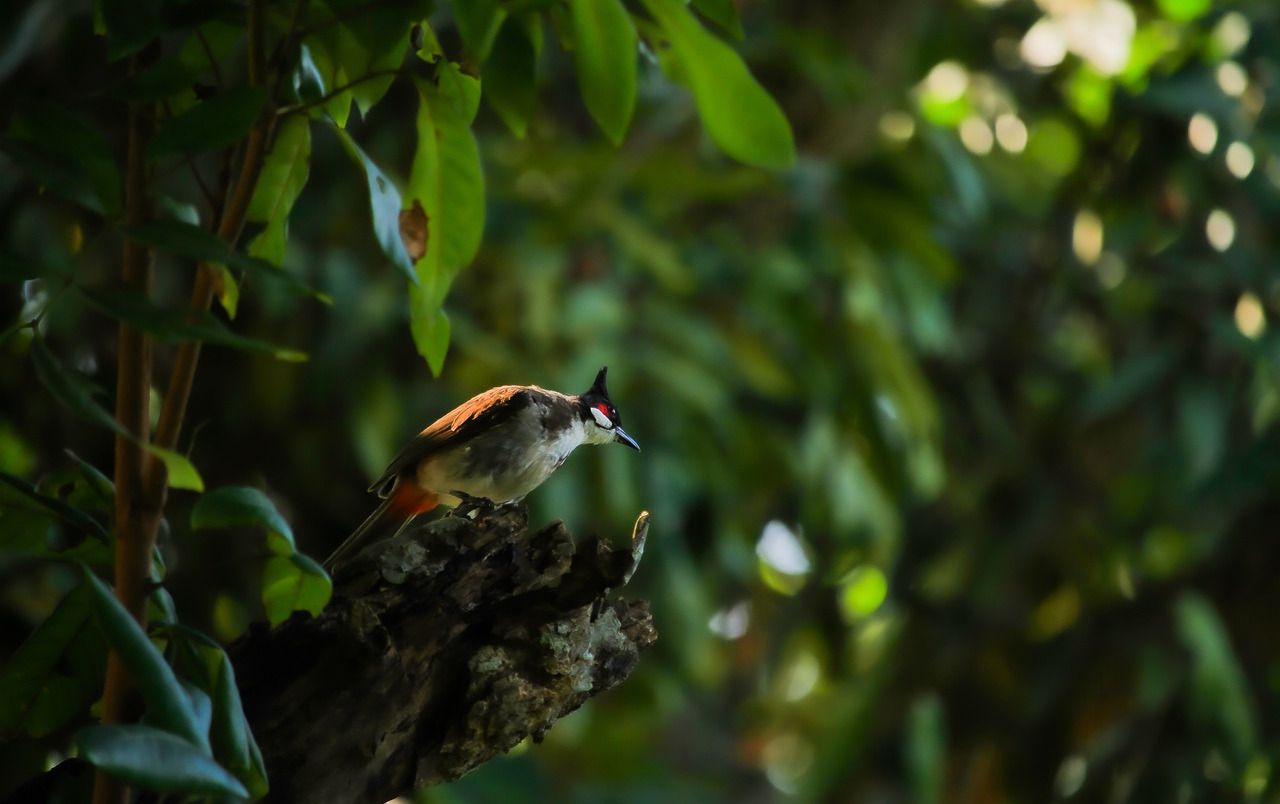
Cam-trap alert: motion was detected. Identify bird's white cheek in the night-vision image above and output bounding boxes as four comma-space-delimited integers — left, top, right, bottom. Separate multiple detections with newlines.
590, 407, 612, 429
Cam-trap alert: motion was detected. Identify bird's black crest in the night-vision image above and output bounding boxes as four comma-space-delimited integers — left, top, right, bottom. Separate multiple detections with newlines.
589, 366, 610, 399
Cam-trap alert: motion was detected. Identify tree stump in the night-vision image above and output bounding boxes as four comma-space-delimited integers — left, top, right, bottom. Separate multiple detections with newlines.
230, 507, 655, 803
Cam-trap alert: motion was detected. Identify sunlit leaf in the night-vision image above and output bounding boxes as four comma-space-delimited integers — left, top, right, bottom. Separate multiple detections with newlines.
247, 115, 312, 266
191, 486, 296, 556
569, 0, 637, 144
146, 446, 204, 493
148, 87, 268, 162
409, 294, 450, 375
74, 724, 247, 797
402, 72, 484, 372
1156, 0, 1211, 23
83, 570, 210, 751
262, 553, 332, 626
641, 0, 794, 168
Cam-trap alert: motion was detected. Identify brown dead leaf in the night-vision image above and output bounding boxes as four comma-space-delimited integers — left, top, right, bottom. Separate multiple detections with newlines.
399, 200, 429, 262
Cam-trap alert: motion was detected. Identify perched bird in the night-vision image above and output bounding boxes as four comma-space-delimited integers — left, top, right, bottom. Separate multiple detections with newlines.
324, 367, 639, 569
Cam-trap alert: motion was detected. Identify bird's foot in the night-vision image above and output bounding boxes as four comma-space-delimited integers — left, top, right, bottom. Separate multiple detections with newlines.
448, 491, 499, 519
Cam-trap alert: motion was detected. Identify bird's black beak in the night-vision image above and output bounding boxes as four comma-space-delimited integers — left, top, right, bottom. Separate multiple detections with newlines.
614, 426, 640, 452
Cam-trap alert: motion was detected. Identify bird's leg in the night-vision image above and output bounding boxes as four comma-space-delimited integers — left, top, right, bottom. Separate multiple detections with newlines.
449, 490, 499, 518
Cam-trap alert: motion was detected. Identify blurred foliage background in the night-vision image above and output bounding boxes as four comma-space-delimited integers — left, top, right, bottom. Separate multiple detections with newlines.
5, 0, 1280, 800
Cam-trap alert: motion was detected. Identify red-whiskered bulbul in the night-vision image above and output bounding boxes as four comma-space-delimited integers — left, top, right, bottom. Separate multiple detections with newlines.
324, 367, 639, 569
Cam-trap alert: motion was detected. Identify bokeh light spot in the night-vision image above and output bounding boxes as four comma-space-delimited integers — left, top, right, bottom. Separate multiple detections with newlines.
994, 113, 1028, 152
1072, 208, 1104, 265
757, 520, 810, 576
1212, 11, 1251, 55
1235, 292, 1265, 340
1187, 113, 1218, 154
1225, 142, 1255, 179
1215, 61, 1248, 96
922, 61, 969, 102
878, 110, 916, 142
1206, 208, 1235, 251
959, 117, 994, 155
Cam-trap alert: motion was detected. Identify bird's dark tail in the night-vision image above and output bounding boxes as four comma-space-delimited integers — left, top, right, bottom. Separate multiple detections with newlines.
324, 483, 439, 571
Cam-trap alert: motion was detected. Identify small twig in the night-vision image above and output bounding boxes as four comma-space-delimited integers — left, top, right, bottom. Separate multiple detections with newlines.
94, 48, 156, 804
195, 28, 225, 89
184, 157, 220, 211
276, 69, 409, 116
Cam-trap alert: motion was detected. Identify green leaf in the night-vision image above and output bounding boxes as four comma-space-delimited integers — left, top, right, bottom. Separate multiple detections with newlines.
451, 0, 505, 63
247, 116, 313, 266
210, 652, 268, 797
333, 126, 417, 282
1175, 592, 1257, 763
81, 288, 307, 363
120, 220, 319, 300
0, 581, 98, 736
3, 106, 122, 216
409, 295, 450, 376
0, 249, 46, 282
147, 446, 205, 492
191, 486, 295, 555
482, 14, 542, 138
148, 87, 268, 162
0, 480, 113, 566
403, 74, 484, 373
905, 694, 945, 804
177, 679, 213, 743
297, 39, 352, 126
74, 724, 247, 797
113, 56, 204, 102
99, 0, 162, 61
407, 78, 484, 276
691, 0, 743, 39
641, 0, 795, 168
262, 553, 332, 626
0, 470, 111, 543
83, 570, 210, 751
1156, 0, 1211, 23
212, 263, 240, 318
569, 0, 637, 144
30, 336, 121, 436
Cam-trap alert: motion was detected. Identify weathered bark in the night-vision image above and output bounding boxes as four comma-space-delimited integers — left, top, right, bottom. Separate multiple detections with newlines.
231, 506, 655, 803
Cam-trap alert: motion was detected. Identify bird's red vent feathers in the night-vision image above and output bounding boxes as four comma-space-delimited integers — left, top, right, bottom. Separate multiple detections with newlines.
388, 481, 439, 520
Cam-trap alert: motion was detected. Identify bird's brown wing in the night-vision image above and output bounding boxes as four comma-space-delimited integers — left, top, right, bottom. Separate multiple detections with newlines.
368, 386, 534, 496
